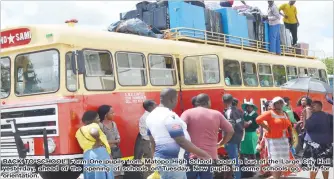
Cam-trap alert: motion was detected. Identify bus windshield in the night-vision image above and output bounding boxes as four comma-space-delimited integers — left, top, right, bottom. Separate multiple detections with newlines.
0, 57, 10, 98
15, 50, 59, 96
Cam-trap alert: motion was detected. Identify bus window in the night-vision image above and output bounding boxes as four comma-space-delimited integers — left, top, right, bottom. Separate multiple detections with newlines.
273, 65, 287, 86
308, 68, 319, 80
202, 56, 219, 84
83, 50, 115, 90
65, 52, 77, 92
287, 66, 298, 81
183, 55, 219, 85
184, 56, 199, 85
149, 55, 176, 86
0, 57, 10, 98
299, 67, 308, 77
15, 50, 59, 96
223, 60, 242, 86
258, 64, 273, 87
319, 69, 328, 83
116, 52, 147, 86
241, 62, 258, 87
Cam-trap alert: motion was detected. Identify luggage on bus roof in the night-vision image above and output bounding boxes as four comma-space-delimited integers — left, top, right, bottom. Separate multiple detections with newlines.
216, 7, 250, 46
204, 8, 223, 34
107, 18, 164, 39
169, 1, 206, 39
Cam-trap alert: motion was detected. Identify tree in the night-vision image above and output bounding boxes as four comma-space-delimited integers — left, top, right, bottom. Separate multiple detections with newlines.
321, 58, 333, 75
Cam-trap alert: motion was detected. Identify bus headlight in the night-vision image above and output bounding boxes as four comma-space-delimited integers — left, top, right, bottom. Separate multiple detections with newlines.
45, 138, 56, 153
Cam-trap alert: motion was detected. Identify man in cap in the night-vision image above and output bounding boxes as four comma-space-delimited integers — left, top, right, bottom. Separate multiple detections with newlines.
222, 94, 244, 179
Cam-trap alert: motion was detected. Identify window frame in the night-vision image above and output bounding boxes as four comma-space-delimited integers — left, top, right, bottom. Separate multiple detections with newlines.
241, 61, 259, 87
257, 63, 274, 87
148, 53, 177, 86
286, 65, 298, 80
14, 48, 60, 97
182, 54, 220, 85
115, 51, 148, 87
272, 64, 287, 87
223, 59, 242, 87
0, 56, 11, 99
318, 69, 328, 83
82, 48, 116, 91
65, 51, 78, 92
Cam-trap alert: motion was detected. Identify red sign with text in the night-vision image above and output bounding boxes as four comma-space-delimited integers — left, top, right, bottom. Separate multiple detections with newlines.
1, 28, 32, 49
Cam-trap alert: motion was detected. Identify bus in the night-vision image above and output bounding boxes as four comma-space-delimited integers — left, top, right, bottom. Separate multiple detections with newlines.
0, 24, 331, 179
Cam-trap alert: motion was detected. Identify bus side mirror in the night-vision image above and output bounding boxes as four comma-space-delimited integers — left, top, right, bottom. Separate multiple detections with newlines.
71, 50, 85, 74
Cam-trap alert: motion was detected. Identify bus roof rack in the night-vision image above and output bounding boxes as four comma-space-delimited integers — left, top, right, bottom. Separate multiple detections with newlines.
163, 27, 325, 60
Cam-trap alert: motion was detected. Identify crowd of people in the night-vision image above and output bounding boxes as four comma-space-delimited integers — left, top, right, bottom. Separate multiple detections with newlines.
74, 87, 333, 179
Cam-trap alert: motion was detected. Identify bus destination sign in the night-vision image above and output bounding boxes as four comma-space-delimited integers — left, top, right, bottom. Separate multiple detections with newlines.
1, 28, 32, 48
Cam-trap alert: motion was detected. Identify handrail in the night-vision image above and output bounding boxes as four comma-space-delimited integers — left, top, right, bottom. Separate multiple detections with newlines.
162, 27, 325, 60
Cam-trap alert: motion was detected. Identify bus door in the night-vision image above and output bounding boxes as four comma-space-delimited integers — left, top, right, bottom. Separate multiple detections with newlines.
174, 55, 185, 112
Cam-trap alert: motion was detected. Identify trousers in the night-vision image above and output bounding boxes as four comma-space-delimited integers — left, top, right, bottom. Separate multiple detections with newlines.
269, 24, 281, 55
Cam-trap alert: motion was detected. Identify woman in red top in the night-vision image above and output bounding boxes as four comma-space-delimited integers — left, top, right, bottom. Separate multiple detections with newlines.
220, 0, 246, 7
256, 97, 294, 179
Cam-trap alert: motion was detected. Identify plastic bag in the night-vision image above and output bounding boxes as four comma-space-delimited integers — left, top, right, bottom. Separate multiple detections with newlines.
204, 2, 221, 10
107, 18, 164, 39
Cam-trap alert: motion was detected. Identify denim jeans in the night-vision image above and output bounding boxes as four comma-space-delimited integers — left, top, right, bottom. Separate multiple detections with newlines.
225, 143, 241, 179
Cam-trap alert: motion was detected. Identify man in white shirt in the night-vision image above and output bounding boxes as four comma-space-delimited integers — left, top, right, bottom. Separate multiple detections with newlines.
134, 100, 157, 159
146, 88, 210, 179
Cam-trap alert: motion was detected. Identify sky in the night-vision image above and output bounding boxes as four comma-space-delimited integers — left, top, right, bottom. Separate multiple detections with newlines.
1, 1, 333, 58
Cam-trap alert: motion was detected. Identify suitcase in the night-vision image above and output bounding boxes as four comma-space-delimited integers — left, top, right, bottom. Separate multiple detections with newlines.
143, 11, 154, 26
136, 1, 150, 11
247, 18, 255, 46
147, 2, 158, 11
120, 10, 139, 20
184, 0, 205, 8
153, 6, 169, 30
296, 43, 309, 55
216, 8, 250, 46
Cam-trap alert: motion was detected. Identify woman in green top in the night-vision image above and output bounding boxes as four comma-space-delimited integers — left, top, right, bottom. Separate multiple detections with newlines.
240, 102, 259, 159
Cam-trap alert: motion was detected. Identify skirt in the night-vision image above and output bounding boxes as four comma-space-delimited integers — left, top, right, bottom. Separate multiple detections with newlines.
266, 137, 290, 167
260, 137, 298, 177
83, 147, 114, 179
240, 131, 258, 154
302, 140, 333, 168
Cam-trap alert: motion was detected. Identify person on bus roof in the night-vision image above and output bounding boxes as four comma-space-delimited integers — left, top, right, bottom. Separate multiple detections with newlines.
220, 0, 246, 7
263, 1, 281, 55
75, 111, 114, 179
98, 105, 124, 179
279, 1, 299, 46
